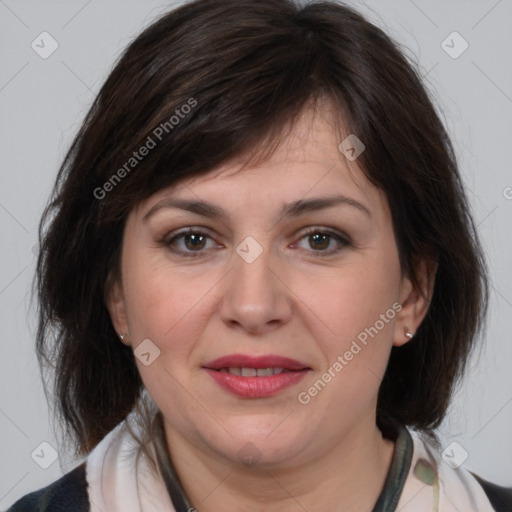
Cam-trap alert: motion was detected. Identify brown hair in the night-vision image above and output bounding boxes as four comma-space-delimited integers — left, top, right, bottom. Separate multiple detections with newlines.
36, 0, 488, 458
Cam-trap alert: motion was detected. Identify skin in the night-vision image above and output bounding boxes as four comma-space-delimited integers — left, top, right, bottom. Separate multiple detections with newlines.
107, 100, 434, 511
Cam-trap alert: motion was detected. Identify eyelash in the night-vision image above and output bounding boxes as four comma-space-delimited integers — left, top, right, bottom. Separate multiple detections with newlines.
161, 226, 351, 259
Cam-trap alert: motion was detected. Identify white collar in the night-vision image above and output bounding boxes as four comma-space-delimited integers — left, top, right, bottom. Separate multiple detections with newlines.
85, 419, 495, 512
397, 428, 495, 511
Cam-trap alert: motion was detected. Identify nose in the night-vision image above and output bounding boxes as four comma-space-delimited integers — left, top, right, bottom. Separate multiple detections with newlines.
218, 240, 293, 335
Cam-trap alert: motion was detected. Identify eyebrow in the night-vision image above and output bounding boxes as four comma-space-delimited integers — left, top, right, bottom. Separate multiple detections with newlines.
142, 194, 371, 223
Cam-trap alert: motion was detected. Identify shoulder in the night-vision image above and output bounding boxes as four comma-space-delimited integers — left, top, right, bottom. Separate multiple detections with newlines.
404, 427, 512, 511
470, 472, 512, 512
6, 462, 89, 512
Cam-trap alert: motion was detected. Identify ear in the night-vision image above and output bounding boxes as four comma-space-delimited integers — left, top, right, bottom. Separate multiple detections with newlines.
105, 273, 130, 346
393, 257, 437, 347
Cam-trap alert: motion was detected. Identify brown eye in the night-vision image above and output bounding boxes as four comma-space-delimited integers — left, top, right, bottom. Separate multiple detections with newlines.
296, 228, 351, 257
164, 228, 216, 258
308, 232, 330, 250
182, 233, 207, 251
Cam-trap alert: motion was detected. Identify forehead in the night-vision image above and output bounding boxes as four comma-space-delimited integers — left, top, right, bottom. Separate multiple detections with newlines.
133, 102, 389, 220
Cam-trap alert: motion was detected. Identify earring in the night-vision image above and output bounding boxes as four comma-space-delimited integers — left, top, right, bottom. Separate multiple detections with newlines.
119, 333, 127, 341
404, 327, 414, 340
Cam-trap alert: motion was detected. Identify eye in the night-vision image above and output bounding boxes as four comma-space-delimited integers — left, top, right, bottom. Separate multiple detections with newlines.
295, 228, 351, 257
162, 226, 351, 259
163, 227, 219, 258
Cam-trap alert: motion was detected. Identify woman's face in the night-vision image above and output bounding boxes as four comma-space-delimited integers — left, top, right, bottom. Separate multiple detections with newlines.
108, 103, 425, 468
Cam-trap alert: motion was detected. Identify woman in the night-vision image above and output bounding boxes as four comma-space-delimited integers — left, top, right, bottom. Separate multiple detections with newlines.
7, 0, 512, 510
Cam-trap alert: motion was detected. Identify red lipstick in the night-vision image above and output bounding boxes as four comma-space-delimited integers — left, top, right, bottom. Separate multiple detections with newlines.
203, 354, 311, 398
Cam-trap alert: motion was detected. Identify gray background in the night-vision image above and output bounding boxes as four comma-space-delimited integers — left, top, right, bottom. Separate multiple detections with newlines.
1, 0, 511, 508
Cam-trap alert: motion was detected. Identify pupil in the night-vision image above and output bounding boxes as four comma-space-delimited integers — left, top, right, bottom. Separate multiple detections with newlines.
311, 233, 328, 250
186, 234, 205, 250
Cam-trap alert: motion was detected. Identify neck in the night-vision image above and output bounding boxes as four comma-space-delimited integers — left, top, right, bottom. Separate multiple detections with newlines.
162, 417, 396, 512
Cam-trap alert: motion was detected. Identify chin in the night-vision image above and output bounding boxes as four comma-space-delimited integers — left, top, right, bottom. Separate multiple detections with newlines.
203, 417, 309, 468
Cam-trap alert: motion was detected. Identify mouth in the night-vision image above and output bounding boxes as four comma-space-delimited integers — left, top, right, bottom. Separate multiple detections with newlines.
202, 354, 311, 398
215, 367, 291, 376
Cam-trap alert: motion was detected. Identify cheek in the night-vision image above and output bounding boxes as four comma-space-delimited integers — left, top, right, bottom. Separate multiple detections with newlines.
308, 260, 400, 342
299, 252, 401, 402
125, 268, 213, 348
121, 238, 226, 371
122, 261, 216, 420
297, 281, 399, 422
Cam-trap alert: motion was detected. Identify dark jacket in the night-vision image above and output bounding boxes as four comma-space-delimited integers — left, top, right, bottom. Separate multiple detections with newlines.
7, 463, 89, 512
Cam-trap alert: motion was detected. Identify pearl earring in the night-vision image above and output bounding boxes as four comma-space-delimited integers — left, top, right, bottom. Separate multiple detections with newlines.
120, 333, 127, 341
404, 327, 414, 340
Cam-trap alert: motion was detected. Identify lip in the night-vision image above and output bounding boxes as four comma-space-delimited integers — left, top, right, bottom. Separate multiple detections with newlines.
202, 354, 311, 399
203, 354, 310, 371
